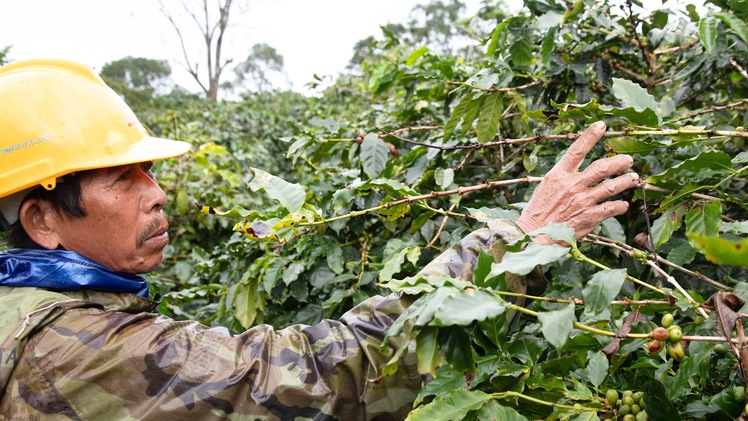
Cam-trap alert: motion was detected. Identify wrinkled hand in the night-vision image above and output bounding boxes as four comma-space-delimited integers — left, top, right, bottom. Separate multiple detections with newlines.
516, 121, 640, 241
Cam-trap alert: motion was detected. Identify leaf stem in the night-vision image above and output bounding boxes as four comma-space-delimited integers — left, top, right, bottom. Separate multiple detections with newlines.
570, 247, 667, 295
509, 304, 650, 338
488, 390, 579, 411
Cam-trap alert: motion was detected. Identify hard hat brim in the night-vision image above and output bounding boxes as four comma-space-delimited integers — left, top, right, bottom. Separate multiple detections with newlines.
83, 136, 192, 171
2, 136, 191, 198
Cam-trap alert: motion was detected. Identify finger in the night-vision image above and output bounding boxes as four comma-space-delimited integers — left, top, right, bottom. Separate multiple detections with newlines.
580, 155, 635, 185
572, 200, 630, 239
590, 200, 630, 223
589, 173, 640, 202
554, 120, 607, 173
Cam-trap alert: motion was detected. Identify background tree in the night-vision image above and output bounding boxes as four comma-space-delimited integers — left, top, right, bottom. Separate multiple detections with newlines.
231, 42, 287, 92
99, 56, 172, 109
157, 0, 241, 101
0, 46, 11, 66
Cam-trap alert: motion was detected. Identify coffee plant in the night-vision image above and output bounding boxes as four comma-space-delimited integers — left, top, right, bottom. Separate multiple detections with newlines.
143, 0, 748, 419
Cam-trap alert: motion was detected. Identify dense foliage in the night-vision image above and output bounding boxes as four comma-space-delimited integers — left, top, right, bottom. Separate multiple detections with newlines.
147, 0, 748, 419
7, 0, 747, 419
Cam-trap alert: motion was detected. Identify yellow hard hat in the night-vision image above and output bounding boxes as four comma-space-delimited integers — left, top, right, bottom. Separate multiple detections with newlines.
0, 58, 191, 227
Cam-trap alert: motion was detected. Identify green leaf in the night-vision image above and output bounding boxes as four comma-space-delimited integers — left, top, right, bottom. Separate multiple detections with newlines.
438, 325, 476, 375
569, 411, 601, 421
432, 289, 509, 326
699, 15, 719, 54
435, 167, 454, 190
686, 4, 700, 22
587, 351, 609, 388
465, 206, 520, 222
444, 92, 475, 142
643, 378, 682, 421
540, 26, 558, 67
406, 46, 429, 65
562, 0, 584, 21
407, 388, 490, 421
689, 234, 748, 268
716, 11, 748, 45
646, 150, 734, 186
523, 151, 538, 173
175, 189, 190, 215
685, 200, 722, 247
477, 316, 510, 349
582, 269, 626, 316
473, 250, 495, 287
607, 106, 661, 127
601, 217, 626, 244
380, 246, 419, 282
533, 222, 577, 245
477, 401, 529, 421
234, 283, 259, 329
611, 78, 662, 124
325, 241, 344, 275
608, 137, 668, 154
377, 195, 410, 221
733, 151, 748, 164
722, 220, 748, 235
538, 301, 576, 349
490, 242, 569, 277
477, 91, 503, 143
486, 17, 512, 57
360, 133, 389, 179
651, 204, 686, 247
247, 168, 306, 214
415, 326, 443, 377
509, 37, 533, 66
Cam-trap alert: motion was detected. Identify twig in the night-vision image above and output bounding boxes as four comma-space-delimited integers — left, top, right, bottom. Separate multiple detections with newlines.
427, 202, 456, 249
645, 260, 709, 318
654, 39, 699, 55
642, 184, 720, 201
671, 98, 748, 122
731, 58, 748, 80
376, 127, 748, 153
585, 233, 730, 290
446, 79, 545, 92
304, 176, 544, 227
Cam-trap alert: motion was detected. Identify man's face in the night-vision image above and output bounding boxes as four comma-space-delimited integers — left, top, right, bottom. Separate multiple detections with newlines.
54, 162, 170, 274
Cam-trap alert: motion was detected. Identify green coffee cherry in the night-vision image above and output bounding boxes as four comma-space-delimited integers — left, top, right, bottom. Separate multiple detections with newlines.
668, 342, 685, 360
734, 387, 745, 402
714, 343, 730, 355
606, 388, 619, 406
668, 327, 683, 344
661, 313, 674, 328
619, 404, 631, 415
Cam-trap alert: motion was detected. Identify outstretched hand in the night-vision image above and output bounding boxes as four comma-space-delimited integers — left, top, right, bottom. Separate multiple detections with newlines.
515, 121, 640, 241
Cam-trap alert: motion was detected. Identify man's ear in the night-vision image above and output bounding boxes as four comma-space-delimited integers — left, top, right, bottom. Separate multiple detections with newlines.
18, 199, 63, 250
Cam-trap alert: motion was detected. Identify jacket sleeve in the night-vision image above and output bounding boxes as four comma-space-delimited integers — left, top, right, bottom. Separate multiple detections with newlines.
5, 220, 539, 421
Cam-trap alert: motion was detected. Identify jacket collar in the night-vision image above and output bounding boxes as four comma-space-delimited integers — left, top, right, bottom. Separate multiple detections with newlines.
0, 248, 150, 298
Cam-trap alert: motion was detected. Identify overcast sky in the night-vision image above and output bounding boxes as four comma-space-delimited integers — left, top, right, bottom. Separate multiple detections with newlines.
1, 0, 695, 95
1, 0, 497, 94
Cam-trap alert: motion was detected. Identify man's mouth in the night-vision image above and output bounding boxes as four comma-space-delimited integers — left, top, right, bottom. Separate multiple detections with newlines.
139, 218, 170, 247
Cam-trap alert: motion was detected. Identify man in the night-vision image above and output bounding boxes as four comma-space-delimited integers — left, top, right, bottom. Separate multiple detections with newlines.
0, 59, 639, 420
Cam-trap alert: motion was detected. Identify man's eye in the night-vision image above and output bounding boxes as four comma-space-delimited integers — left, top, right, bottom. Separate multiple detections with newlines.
141, 162, 155, 176
117, 170, 130, 181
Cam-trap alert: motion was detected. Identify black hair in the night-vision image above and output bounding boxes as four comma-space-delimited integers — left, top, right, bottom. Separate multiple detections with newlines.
5, 173, 87, 249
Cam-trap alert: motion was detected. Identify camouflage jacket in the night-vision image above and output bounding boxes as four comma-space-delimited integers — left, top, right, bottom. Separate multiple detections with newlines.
0, 220, 543, 420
